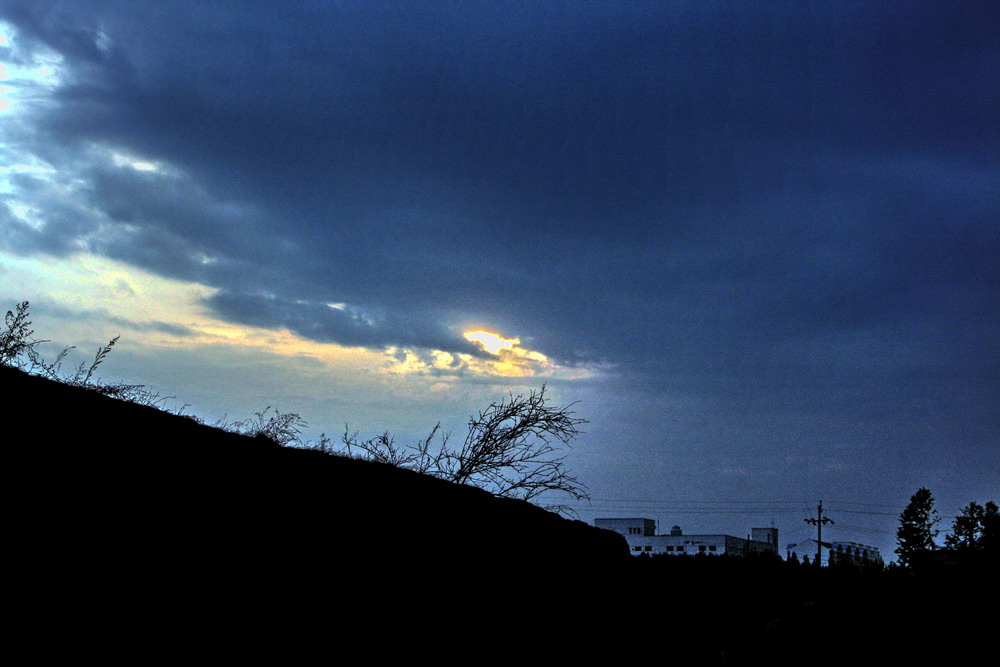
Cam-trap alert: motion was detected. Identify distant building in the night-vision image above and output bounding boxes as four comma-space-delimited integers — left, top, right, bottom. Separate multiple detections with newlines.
786, 539, 883, 567
594, 518, 779, 557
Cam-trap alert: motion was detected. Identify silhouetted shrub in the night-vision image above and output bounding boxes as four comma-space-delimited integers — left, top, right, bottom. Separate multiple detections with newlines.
332, 386, 590, 514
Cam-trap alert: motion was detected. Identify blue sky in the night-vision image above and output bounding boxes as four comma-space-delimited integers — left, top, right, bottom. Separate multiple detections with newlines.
1, 1, 997, 560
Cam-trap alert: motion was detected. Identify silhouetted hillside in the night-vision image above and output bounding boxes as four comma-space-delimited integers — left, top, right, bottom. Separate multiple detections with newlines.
5, 363, 635, 655
6, 363, 627, 568
8, 364, 993, 663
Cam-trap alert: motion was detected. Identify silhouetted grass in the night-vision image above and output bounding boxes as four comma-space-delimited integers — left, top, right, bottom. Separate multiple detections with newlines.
1, 299, 311, 436
3, 300, 591, 513
2, 300, 168, 406
4, 299, 993, 665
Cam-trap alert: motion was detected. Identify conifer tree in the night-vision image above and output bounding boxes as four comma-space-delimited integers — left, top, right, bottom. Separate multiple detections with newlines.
982, 501, 1000, 555
945, 501, 985, 550
895, 487, 939, 568
945, 500, 999, 552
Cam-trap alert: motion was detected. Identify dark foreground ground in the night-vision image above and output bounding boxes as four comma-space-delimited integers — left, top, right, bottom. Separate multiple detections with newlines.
5, 364, 994, 663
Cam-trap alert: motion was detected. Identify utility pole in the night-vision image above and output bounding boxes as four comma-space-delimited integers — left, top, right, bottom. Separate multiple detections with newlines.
804, 501, 834, 566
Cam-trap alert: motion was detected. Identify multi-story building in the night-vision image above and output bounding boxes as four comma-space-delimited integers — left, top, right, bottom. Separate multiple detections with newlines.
785, 539, 883, 567
595, 518, 779, 557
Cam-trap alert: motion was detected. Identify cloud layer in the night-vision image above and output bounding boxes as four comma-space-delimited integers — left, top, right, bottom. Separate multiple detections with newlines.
1, 1, 998, 551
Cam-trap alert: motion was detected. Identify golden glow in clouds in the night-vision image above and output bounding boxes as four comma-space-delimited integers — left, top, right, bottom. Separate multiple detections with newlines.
464, 330, 519, 355
385, 327, 596, 381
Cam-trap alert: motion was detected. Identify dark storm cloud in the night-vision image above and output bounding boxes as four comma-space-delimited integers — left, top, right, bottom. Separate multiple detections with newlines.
206, 289, 485, 355
3, 2, 997, 556
1, 171, 104, 256
1, 0, 997, 383
33, 300, 195, 338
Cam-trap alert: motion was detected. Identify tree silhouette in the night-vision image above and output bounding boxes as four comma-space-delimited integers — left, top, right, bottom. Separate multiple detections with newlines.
982, 500, 1000, 555
333, 385, 589, 514
895, 487, 939, 568
1, 301, 40, 367
945, 500, 998, 552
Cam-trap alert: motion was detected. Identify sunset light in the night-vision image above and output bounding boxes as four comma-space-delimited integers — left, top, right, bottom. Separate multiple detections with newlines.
0, 2, 994, 594
464, 330, 520, 355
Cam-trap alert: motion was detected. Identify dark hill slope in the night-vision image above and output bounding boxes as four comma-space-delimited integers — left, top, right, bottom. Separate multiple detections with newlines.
5, 365, 626, 598
16, 364, 987, 664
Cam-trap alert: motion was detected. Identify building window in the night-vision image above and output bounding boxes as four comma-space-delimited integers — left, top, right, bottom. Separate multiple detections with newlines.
644, 546, 652, 551
709, 545, 717, 552
699, 545, 707, 552
633, 546, 642, 552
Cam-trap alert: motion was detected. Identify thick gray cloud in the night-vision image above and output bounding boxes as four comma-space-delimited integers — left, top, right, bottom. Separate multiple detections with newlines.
206, 289, 485, 355
2, 0, 996, 362
2, 1, 997, 551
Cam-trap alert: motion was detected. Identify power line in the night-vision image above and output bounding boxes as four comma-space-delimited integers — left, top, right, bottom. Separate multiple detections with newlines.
621, 511, 809, 515
804, 501, 835, 564
571, 497, 909, 513
827, 509, 898, 517
587, 497, 811, 504
576, 505, 905, 518
828, 523, 896, 536
579, 497, 918, 512
823, 499, 902, 509
557, 503, 815, 515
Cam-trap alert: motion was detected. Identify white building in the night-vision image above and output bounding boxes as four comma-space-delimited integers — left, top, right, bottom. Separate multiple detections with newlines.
785, 539, 883, 567
595, 518, 779, 557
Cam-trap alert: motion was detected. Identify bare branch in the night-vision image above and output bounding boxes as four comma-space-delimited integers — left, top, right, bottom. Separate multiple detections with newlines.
233, 406, 308, 447
329, 385, 589, 514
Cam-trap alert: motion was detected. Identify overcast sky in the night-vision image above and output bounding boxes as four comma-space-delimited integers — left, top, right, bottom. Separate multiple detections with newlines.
2, 1, 997, 560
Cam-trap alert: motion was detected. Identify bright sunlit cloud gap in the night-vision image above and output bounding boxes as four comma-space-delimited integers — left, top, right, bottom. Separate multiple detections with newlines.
0, 22, 65, 116
464, 330, 519, 355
